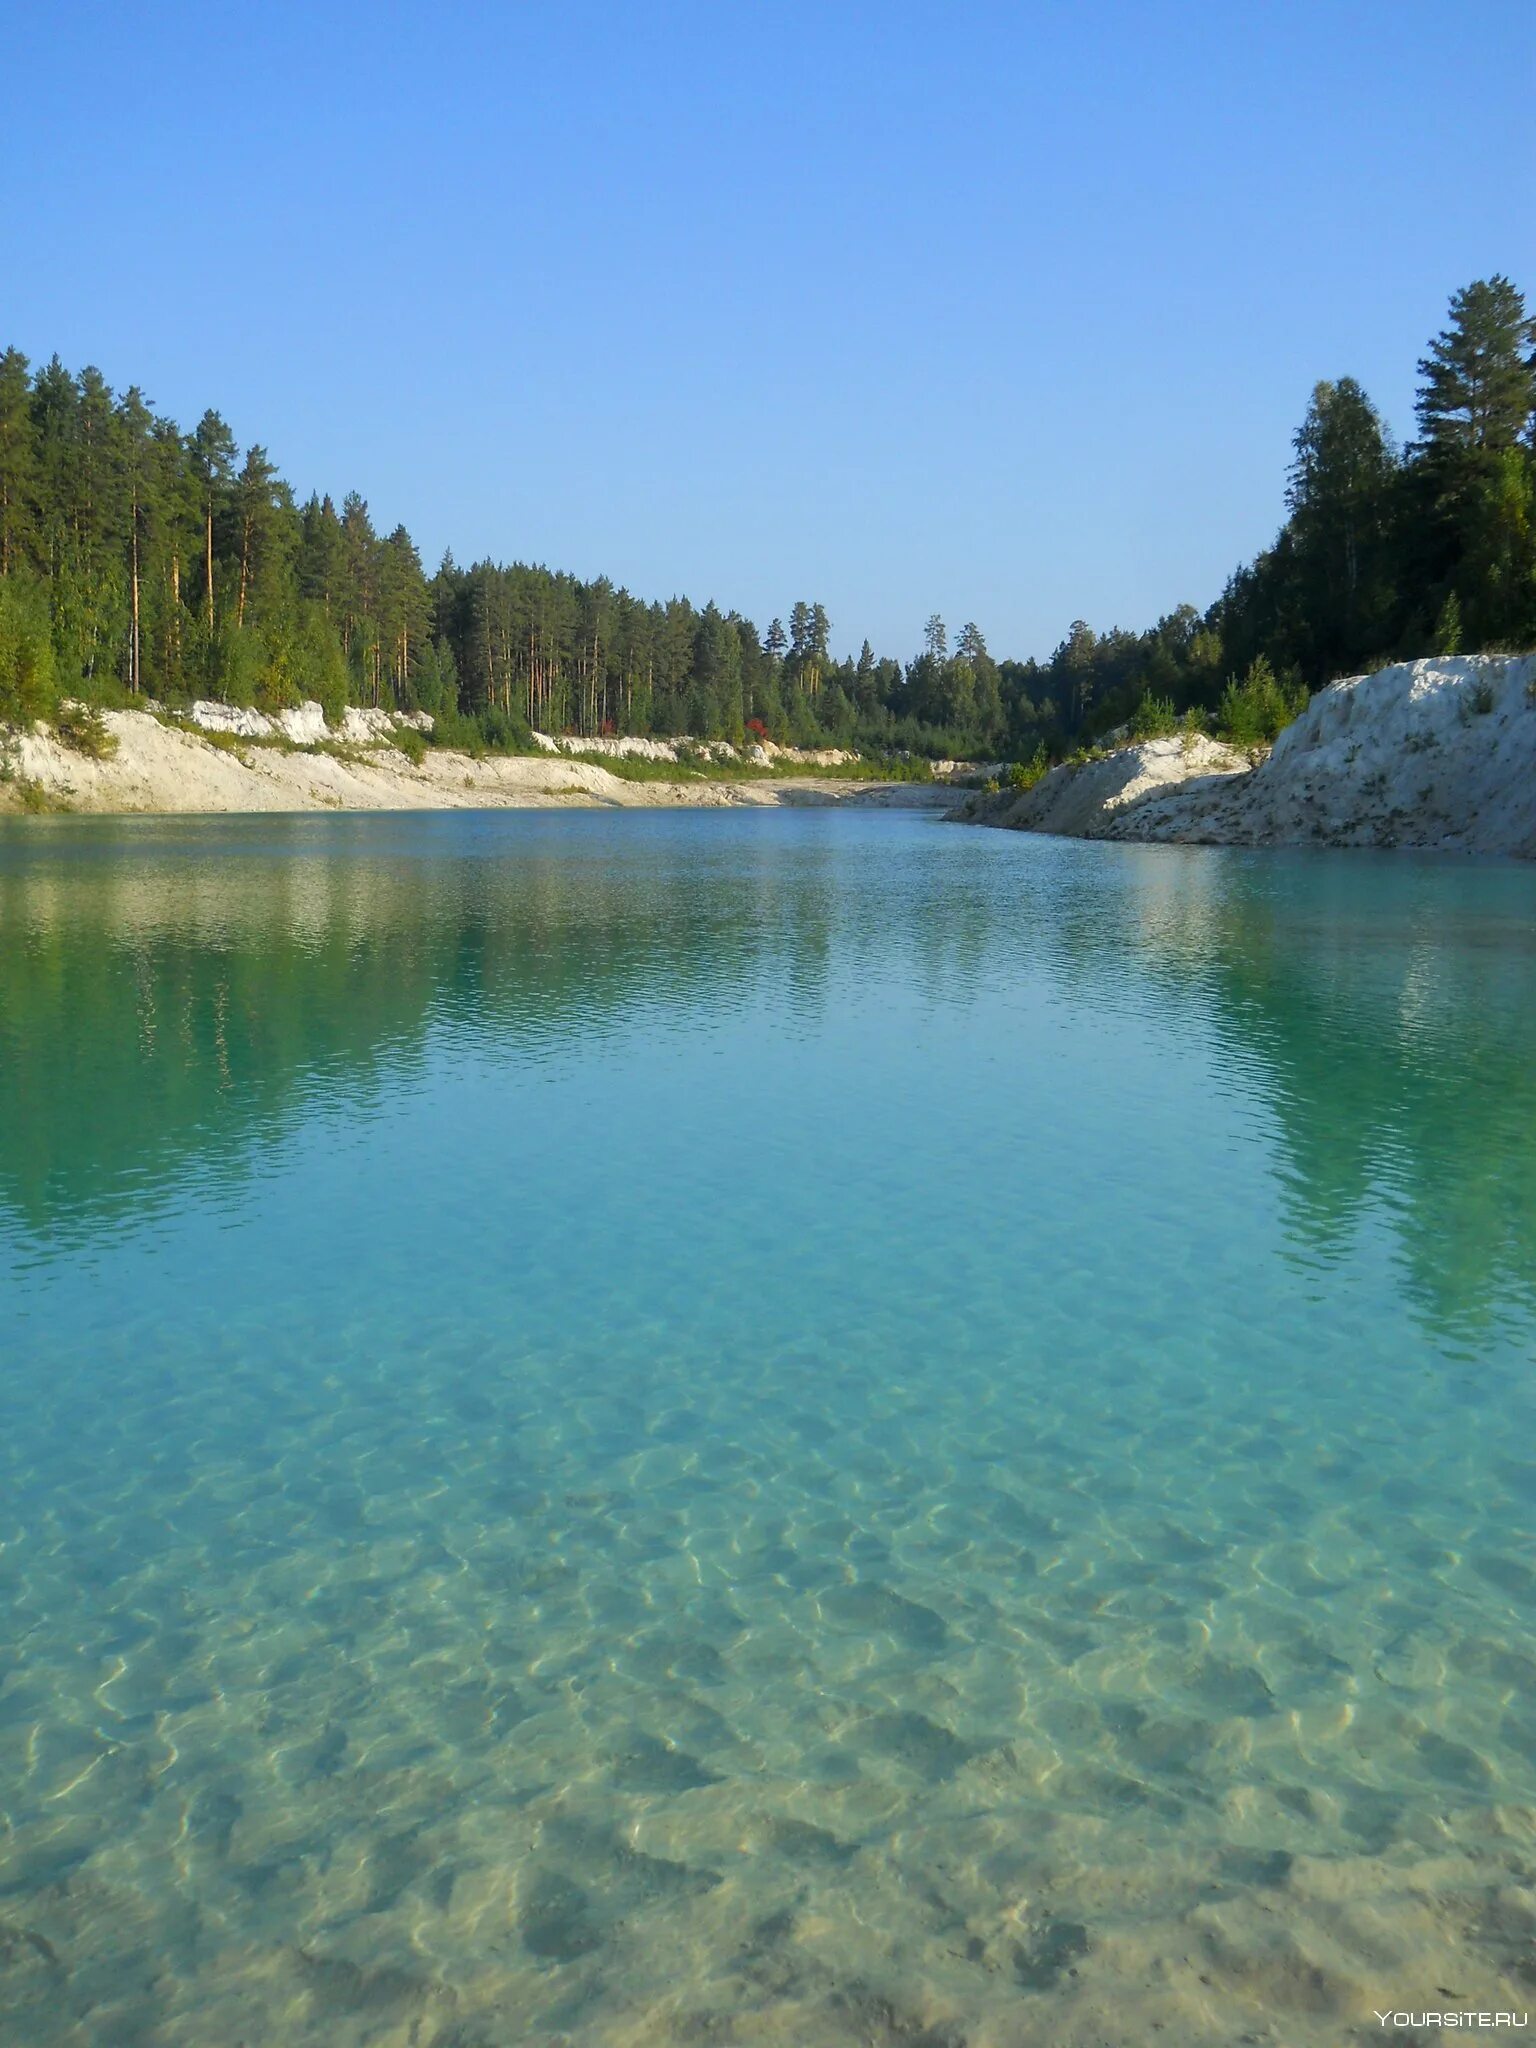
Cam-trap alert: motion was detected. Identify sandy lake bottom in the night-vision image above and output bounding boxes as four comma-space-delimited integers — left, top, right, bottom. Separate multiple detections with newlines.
3, 809, 1535, 2045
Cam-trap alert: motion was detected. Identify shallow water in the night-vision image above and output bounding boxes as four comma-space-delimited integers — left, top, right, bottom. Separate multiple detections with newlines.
2, 809, 1535, 2046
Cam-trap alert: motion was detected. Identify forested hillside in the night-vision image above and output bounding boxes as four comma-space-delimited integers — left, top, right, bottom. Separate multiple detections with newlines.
2, 276, 1533, 760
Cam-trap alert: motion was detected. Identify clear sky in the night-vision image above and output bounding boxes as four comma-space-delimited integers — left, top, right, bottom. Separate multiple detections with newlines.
7, 1, 1535, 661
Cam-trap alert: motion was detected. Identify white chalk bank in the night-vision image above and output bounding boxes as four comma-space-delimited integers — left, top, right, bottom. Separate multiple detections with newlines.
952, 656, 1536, 859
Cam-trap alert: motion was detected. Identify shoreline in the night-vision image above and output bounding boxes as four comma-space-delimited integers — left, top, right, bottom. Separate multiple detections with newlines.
0, 709, 955, 818
10, 654, 1533, 854
946, 654, 1536, 860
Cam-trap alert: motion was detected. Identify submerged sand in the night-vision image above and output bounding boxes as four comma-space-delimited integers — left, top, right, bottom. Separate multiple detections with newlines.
9, 1318, 1536, 2048
4, 786, 1536, 2044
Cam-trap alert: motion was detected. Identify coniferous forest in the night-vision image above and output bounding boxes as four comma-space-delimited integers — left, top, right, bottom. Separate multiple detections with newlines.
1, 275, 1534, 761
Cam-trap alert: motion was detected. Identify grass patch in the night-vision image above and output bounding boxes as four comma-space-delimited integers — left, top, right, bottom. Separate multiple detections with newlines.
157, 713, 255, 754
0, 747, 67, 813
202, 727, 251, 755
12, 777, 63, 813
297, 738, 371, 767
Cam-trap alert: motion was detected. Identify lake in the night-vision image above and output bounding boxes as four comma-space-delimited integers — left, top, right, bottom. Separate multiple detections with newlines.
2, 808, 1535, 2045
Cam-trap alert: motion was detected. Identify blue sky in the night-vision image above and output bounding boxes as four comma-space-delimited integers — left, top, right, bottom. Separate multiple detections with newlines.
7, 1, 1535, 660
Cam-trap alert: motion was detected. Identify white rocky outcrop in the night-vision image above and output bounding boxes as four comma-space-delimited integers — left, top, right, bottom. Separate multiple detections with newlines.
180, 699, 433, 746
337, 705, 434, 743
952, 655, 1536, 859
186, 699, 273, 738
530, 731, 860, 769
274, 702, 330, 744
1193, 653, 1536, 853
950, 733, 1249, 838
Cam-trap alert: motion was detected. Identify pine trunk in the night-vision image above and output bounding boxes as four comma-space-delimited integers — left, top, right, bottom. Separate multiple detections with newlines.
171, 554, 181, 680
129, 507, 140, 693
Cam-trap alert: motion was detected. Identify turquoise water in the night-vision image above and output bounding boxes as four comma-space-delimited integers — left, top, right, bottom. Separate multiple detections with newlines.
2, 809, 1535, 2047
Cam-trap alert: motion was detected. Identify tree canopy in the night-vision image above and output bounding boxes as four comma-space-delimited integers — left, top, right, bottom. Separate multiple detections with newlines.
2, 274, 1535, 759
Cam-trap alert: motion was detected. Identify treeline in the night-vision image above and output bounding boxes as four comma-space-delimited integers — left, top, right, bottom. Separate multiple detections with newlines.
2, 274, 1534, 758
1004, 274, 1536, 748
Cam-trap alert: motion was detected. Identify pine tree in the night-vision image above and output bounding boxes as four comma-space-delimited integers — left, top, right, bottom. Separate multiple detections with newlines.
805, 602, 830, 695
379, 524, 429, 705
1416, 277, 1536, 456
117, 386, 157, 692
297, 495, 345, 615
1433, 590, 1462, 654
29, 356, 80, 575
148, 416, 197, 697
73, 367, 119, 573
1285, 378, 1397, 676
1458, 451, 1536, 647
1054, 619, 1098, 727
0, 349, 36, 577
232, 446, 287, 630
338, 493, 379, 695
188, 410, 237, 638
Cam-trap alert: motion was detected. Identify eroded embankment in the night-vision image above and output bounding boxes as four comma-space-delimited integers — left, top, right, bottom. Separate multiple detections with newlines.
948, 655, 1536, 858
0, 708, 948, 816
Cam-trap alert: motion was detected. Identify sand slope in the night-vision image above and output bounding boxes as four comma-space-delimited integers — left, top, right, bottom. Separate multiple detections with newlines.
950, 733, 1251, 839
0, 710, 947, 816
951, 655, 1536, 857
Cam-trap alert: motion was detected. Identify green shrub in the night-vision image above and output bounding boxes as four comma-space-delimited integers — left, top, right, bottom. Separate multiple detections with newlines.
13, 776, 58, 812
0, 576, 60, 725
1128, 693, 1179, 740
54, 702, 118, 760
214, 627, 263, 708
1434, 590, 1463, 656
480, 706, 534, 753
393, 724, 426, 766
428, 705, 534, 756
297, 605, 349, 726
1007, 745, 1049, 792
253, 629, 303, 714
428, 707, 486, 758
1216, 657, 1307, 747
0, 745, 63, 812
